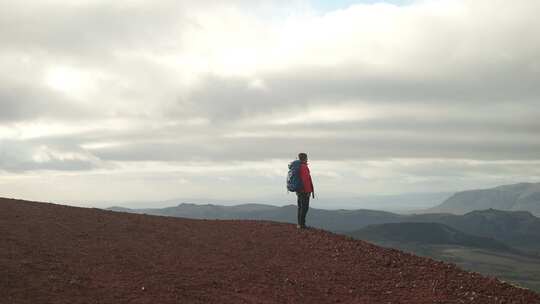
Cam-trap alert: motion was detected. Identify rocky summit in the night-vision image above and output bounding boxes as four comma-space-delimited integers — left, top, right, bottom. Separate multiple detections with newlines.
2, 197, 540, 303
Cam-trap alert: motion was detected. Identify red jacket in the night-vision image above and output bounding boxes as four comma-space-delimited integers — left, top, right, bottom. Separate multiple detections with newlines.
299, 162, 314, 193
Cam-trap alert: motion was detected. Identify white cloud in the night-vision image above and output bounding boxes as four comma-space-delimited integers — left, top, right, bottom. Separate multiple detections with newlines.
1, 0, 540, 205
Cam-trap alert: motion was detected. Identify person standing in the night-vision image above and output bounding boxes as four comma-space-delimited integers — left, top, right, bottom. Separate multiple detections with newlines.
296, 152, 314, 229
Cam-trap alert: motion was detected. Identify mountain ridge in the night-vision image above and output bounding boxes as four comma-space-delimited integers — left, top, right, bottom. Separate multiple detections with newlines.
428, 182, 540, 215
106, 203, 405, 232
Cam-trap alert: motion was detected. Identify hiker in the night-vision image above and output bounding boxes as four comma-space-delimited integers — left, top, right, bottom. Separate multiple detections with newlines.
294, 153, 315, 229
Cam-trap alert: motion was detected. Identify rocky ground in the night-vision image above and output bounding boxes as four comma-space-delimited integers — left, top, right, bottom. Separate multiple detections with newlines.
2, 197, 540, 303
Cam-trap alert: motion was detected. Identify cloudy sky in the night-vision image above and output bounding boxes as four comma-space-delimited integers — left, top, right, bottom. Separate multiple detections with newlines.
1, 0, 539, 208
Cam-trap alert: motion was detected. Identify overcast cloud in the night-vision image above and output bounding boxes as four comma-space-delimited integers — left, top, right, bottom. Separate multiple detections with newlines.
1, 0, 539, 207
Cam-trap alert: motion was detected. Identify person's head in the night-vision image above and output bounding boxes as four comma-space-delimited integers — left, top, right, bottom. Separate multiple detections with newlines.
298, 152, 308, 162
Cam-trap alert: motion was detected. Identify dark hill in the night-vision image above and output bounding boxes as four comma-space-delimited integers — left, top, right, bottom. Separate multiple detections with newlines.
348, 222, 512, 252
409, 209, 540, 251
2, 197, 540, 303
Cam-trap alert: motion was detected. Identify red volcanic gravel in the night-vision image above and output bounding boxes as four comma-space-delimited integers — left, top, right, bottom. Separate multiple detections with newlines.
1, 198, 540, 304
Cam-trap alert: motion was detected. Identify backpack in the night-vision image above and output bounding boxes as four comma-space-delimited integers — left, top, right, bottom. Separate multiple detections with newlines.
286, 160, 303, 192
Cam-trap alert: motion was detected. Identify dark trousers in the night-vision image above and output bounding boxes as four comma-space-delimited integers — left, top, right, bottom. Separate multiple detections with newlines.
296, 192, 310, 227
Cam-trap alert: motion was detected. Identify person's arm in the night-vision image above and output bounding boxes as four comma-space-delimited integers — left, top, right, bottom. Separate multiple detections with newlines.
299, 165, 309, 192
308, 166, 315, 198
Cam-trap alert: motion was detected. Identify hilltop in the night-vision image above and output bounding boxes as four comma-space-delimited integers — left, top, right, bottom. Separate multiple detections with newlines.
2, 197, 540, 303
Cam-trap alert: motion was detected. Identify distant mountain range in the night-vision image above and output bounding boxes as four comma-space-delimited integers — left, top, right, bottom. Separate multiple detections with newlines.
428, 182, 540, 216
103, 191, 453, 213
107, 181, 540, 218
108, 203, 403, 232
